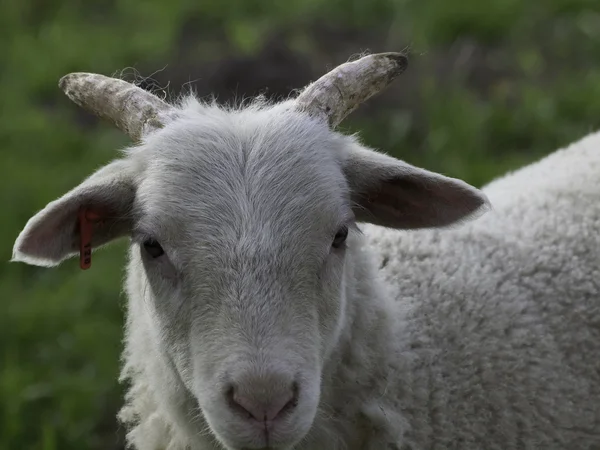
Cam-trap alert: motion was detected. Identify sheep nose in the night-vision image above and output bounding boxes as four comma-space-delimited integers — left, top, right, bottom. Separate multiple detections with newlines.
226, 376, 299, 422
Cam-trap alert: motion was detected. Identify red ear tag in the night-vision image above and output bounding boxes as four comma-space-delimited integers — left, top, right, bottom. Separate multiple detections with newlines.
79, 209, 103, 270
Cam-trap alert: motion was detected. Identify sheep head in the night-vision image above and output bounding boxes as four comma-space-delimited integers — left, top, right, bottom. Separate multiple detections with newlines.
12, 52, 489, 450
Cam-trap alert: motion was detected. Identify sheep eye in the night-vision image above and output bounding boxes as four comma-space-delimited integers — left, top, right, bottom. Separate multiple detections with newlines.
332, 226, 349, 249
143, 239, 165, 258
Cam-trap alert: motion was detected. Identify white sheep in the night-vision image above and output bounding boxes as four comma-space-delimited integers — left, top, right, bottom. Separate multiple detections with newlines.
12, 52, 600, 450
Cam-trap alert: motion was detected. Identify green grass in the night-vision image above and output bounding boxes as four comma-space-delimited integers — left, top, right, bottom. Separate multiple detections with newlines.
2, 0, 600, 448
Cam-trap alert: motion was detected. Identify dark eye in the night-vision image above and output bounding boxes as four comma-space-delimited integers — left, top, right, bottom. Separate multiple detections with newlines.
332, 226, 349, 249
143, 239, 165, 258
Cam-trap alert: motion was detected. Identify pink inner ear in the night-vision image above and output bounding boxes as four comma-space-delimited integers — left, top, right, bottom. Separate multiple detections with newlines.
355, 172, 486, 230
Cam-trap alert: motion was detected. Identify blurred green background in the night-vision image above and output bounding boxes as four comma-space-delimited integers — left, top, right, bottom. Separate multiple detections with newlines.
2, 0, 600, 448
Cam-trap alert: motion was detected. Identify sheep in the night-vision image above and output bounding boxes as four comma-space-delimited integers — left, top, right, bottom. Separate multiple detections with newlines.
11, 51, 600, 450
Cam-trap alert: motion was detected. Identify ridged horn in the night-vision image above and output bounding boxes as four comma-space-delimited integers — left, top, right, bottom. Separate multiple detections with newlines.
295, 52, 408, 128
58, 73, 176, 141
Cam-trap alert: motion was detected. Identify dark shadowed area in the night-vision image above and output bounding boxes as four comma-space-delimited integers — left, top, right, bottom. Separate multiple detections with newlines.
2, 0, 600, 448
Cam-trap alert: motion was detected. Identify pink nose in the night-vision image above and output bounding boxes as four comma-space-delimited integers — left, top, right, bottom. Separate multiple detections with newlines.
226, 378, 299, 422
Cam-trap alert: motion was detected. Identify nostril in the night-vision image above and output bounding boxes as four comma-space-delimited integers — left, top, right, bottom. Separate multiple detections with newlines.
279, 381, 299, 416
225, 384, 254, 420
225, 380, 299, 422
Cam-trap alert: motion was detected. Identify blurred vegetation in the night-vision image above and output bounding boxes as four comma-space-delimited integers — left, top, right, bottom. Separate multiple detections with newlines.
2, 0, 600, 448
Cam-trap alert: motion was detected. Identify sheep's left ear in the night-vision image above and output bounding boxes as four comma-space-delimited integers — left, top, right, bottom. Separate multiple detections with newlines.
12, 158, 137, 268
342, 143, 490, 229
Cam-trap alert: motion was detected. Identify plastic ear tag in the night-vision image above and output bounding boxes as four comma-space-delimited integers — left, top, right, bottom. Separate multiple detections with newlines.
78, 209, 103, 270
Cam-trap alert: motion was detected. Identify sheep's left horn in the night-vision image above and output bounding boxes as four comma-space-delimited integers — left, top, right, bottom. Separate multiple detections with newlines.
295, 52, 408, 128
59, 73, 176, 142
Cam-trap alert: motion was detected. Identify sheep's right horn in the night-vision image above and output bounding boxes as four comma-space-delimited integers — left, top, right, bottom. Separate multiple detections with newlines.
295, 52, 408, 128
59, 73, 176, 142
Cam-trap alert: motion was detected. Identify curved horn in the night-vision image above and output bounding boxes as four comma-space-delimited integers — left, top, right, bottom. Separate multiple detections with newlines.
59, 73, 176, 141
295, 52, 408, 128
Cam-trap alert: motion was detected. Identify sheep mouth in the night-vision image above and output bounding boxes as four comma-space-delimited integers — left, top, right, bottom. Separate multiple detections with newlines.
237, 441, 295, 450
237, 442, 292, 450
239, 447, 282, 450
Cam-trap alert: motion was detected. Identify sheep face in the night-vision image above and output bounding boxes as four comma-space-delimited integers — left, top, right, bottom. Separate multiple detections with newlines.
12, 99, 488, 449
11, 52, 492, 450
131, 104, 353, 449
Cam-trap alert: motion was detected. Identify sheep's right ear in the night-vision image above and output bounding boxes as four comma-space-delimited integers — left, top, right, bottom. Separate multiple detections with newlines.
342, 143, 490, 229
12, 159, 138, 268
